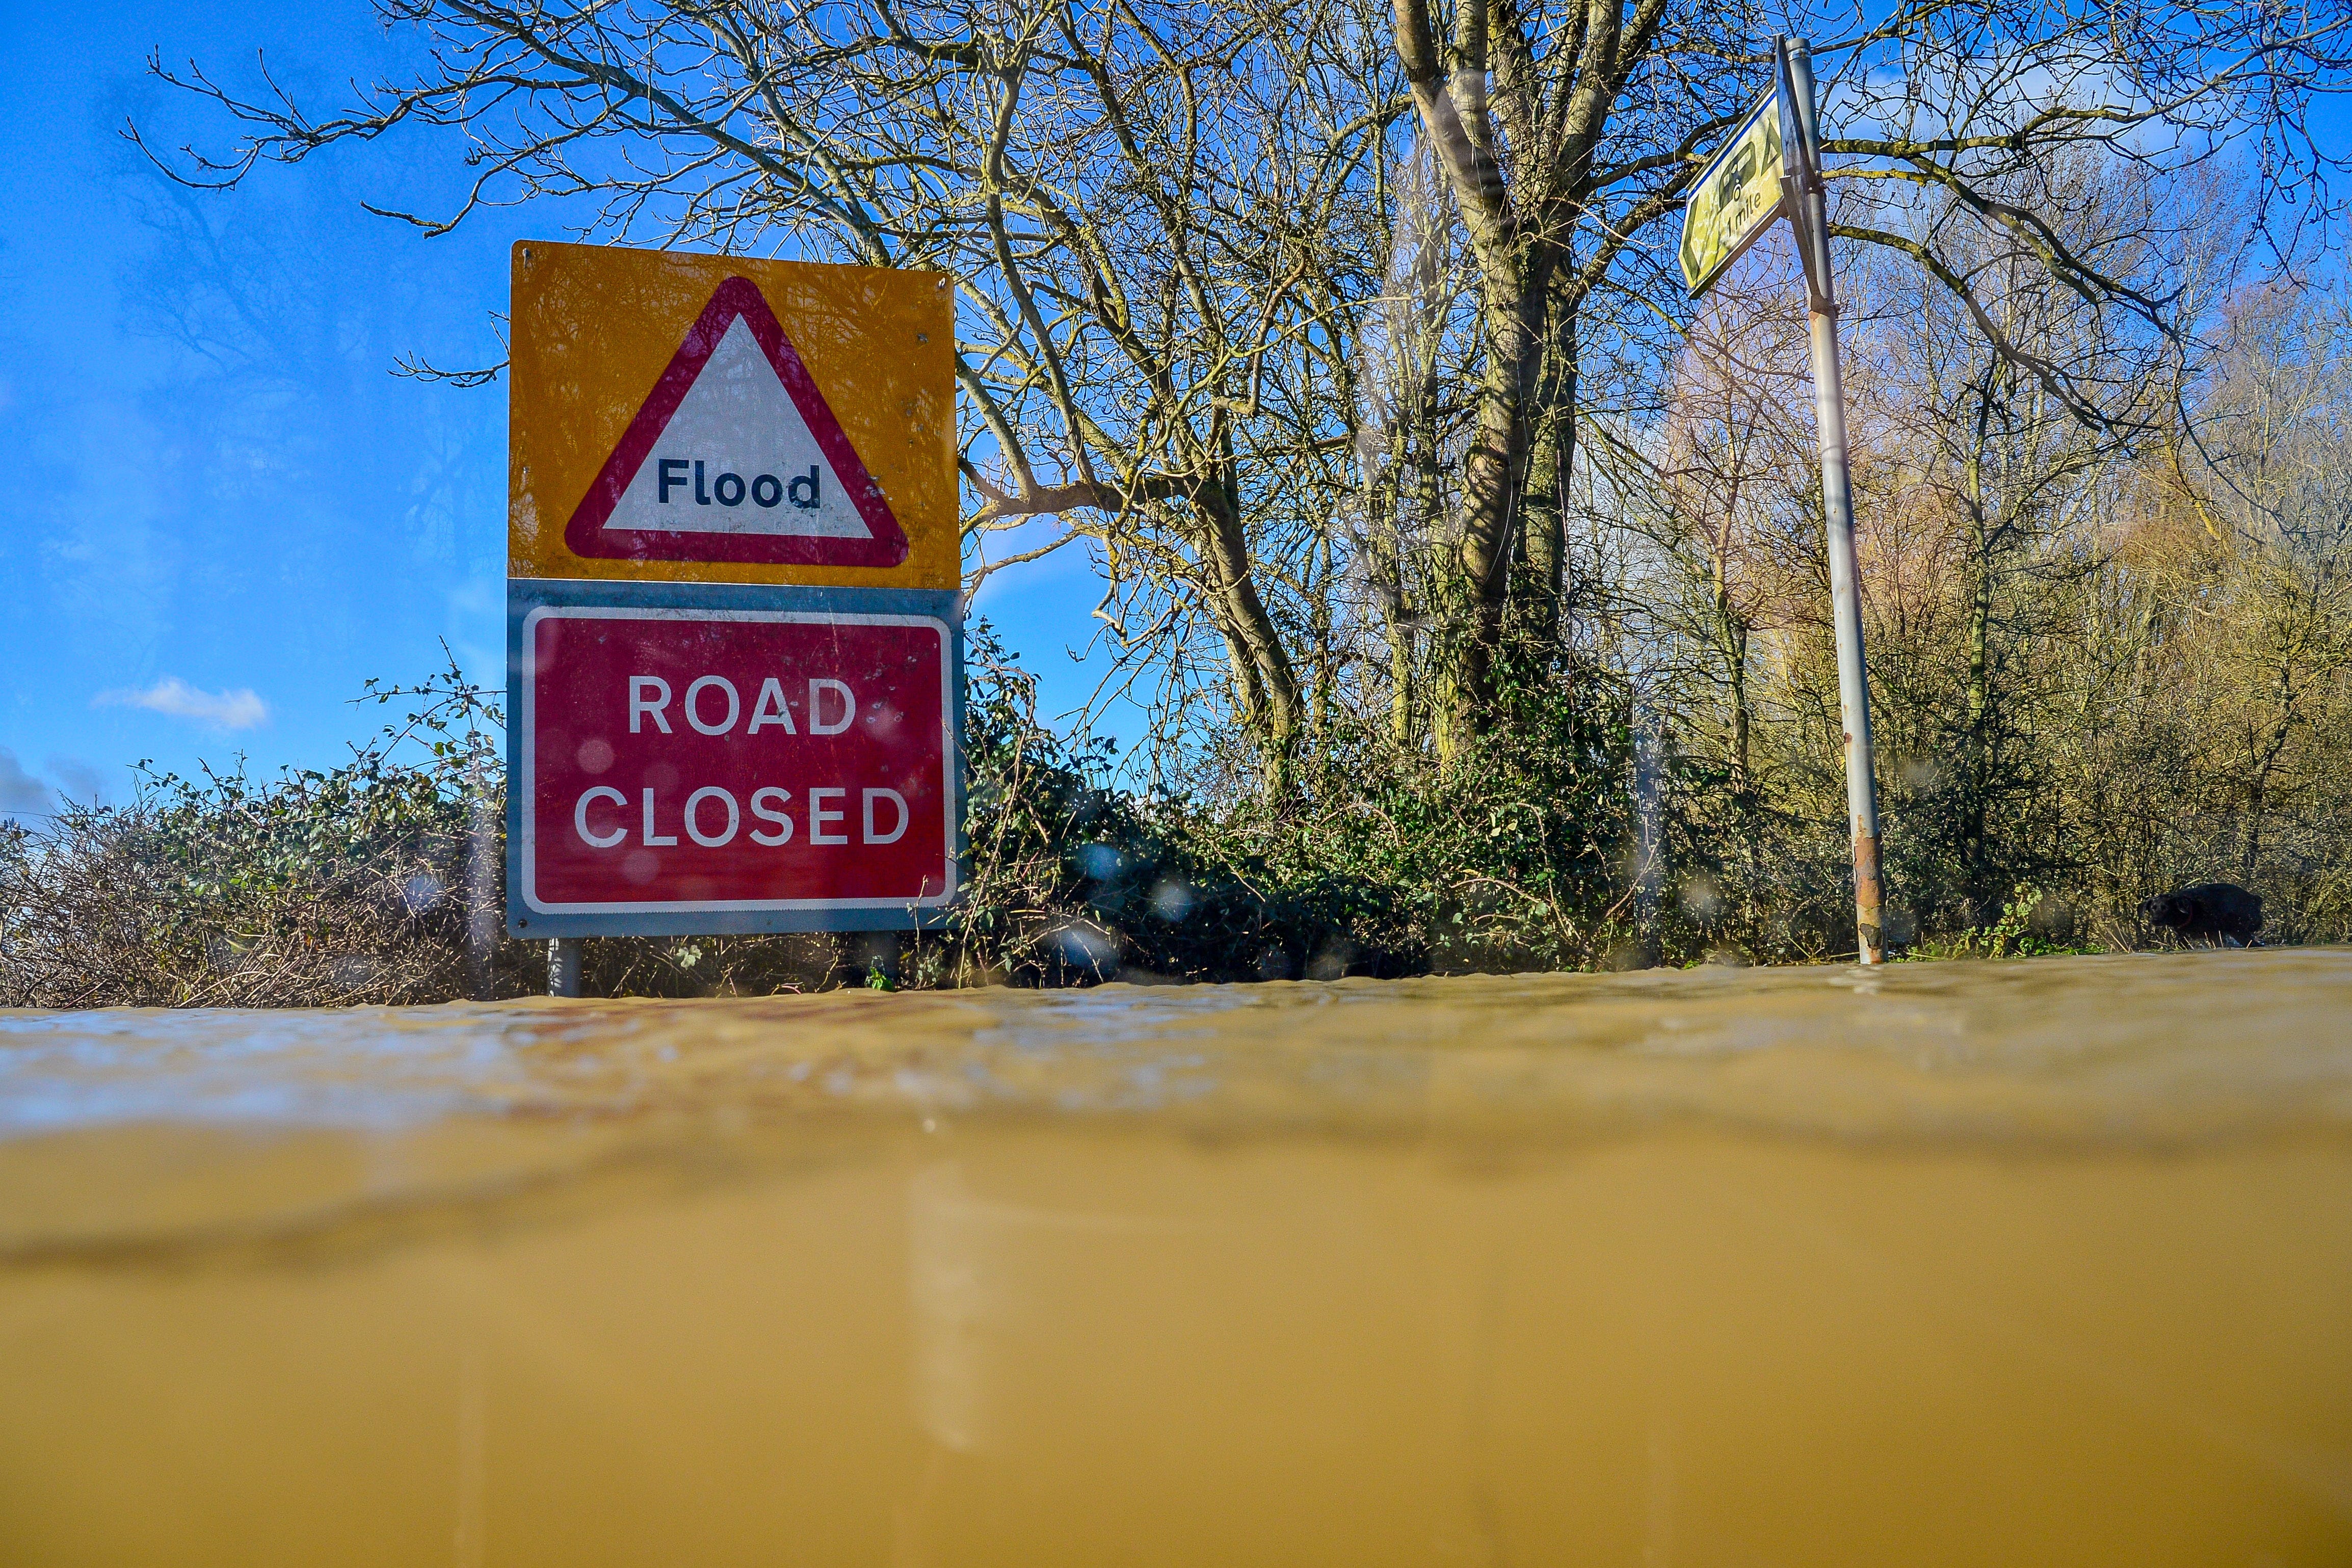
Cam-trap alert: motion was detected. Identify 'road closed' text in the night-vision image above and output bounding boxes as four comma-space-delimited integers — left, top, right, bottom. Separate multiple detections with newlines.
573, 784, 909, 849
521, 608, 954, 913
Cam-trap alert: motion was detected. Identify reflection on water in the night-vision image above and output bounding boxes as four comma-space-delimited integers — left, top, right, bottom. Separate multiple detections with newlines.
2, 952, 2348, 1563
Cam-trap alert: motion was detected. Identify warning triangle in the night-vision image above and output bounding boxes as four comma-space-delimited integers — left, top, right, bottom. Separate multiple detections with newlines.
564, 276, 910, 567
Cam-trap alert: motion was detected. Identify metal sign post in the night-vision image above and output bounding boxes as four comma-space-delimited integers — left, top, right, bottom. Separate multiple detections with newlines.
1677, 40, 1886, 964
547, 937, 582, 998
1778, 37, 1884, 965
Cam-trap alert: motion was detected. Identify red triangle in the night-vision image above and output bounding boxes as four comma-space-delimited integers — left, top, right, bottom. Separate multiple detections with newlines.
563, 276, 911, 567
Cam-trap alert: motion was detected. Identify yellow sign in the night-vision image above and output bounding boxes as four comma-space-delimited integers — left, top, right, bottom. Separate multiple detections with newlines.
1679, 92, 1787, 296
509, 243, 957, 589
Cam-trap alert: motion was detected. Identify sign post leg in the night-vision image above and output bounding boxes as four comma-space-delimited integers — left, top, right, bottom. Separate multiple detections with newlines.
1784, 38, 1886, 964
548, 938, 583, 998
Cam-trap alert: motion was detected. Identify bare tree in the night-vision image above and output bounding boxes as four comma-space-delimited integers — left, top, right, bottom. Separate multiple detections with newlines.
142, 0, 2349, 795
142, 0, 1420, 793
1840, 154, 2175, 916
1380, 0, 2348, 761
2169, 283, 2352, 887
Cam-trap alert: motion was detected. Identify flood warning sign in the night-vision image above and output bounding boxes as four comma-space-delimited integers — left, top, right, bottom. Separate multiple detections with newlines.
564, 276, 909, 568
506, 242, 957, 590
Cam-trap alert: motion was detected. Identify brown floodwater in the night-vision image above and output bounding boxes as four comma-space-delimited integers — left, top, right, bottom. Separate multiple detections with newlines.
2, 951, 2348, 1565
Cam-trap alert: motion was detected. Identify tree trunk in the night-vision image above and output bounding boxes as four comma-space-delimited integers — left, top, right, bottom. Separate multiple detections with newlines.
1730, 636, 1751, 791
1964, 528, 1994, 907
1194, 473, 1302, 795
1433, 283, 1549, 764
2243, 658, 2301, 885
1520, 322, 1577, 653
1390, 627, 1416, 748
1310, 532, 1336, 740
1392, 0, 1562, 766
1716, 576, 1751, 792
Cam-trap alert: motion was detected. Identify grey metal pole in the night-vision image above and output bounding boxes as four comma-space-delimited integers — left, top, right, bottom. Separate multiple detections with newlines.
1784, 38, 1886, 964
548, 938, 582, 998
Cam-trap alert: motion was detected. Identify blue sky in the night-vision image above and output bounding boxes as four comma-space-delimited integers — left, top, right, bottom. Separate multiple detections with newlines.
0, 1, 1116, 818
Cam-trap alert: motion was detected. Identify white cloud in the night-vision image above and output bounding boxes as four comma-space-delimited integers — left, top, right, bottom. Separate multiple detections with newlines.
93, 676, 271, 731
0, 749, 55, 817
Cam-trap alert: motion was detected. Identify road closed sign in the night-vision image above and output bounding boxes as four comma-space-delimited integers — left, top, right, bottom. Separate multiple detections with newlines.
507, 243, 963, 942
508, 582, 961, 935
509, 243, 957, 590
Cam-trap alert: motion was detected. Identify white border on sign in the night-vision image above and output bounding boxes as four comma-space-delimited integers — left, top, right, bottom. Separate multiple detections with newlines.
518, 605, 958, 914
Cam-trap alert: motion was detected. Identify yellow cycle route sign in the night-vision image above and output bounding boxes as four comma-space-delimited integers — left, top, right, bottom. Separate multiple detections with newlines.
1678, 89, 1787, 296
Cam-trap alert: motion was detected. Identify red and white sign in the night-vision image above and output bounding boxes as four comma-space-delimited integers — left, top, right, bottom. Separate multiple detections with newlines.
517, 606, 955, 916
562, 277, 911, 569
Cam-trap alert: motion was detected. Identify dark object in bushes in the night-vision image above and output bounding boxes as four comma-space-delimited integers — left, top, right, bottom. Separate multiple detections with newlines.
2139, 883, 2264, 947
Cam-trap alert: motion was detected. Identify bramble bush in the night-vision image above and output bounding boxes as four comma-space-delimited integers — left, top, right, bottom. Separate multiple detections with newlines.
2, 663, 518, 1006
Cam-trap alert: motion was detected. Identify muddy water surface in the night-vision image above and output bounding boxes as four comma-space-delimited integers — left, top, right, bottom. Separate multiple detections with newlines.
3, 951, 2349, 1565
